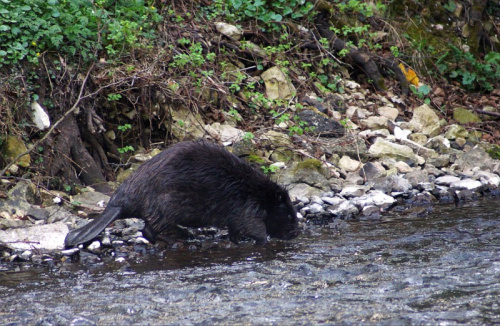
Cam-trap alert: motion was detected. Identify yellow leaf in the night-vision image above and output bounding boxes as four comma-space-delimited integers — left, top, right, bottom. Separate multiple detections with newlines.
399, 63, 419, 86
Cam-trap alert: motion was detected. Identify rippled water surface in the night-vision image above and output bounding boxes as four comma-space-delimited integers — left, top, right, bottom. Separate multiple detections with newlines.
1, 198, 500, 325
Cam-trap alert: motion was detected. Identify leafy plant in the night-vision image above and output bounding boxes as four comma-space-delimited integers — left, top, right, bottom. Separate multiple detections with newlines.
207, 0, 314, 31
0, 0, 162, 66
261, 164, 280, 174
436, 45, 500, 91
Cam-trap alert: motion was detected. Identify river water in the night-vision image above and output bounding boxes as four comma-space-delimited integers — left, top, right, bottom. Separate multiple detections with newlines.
1, 198, 500, 325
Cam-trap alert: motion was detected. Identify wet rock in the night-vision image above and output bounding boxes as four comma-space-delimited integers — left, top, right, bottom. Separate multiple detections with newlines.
329, 200, 359, 217
0, 222, 68, 250
352, 190, 395, 209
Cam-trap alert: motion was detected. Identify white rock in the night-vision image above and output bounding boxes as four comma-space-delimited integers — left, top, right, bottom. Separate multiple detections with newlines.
31, 102, 51, 130
475, 171, 500, 187
340, 185, 367, 197
214, 22, 243, 40
321, 196, 344, 206
308, 203, 324, 214
435, 175, 461, 186
339, 155, 362, 172
310, 196, 324, 205
393, 126, 411, 141
329, 200, 359, 216
377, 106, 399, 121
87, 240, 101, 251
450, 178, 483, 190
344, 80, 360, 89
394, 161, 413, 173
0, 222, 69, 251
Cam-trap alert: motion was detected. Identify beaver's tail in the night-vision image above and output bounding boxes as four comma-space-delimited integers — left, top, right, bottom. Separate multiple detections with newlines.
65, 206, 122, 247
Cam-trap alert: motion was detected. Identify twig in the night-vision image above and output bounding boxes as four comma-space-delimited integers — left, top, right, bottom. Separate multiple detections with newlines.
0, 62, 95, 178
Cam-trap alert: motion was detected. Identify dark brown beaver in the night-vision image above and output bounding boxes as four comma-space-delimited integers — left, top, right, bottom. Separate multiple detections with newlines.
65, 141, 299, 247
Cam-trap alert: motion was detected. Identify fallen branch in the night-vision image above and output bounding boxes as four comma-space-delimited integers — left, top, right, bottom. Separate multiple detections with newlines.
0, 62, 95, 178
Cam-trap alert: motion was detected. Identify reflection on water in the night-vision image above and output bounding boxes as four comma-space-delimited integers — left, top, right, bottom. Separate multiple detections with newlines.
1, 198, 500, 325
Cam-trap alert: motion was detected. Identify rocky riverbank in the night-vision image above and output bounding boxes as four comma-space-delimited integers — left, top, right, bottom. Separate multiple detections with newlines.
1, 81, 500, 266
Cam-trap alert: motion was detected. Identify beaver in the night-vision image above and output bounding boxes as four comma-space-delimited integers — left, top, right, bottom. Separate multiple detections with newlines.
65, 141, 299, 247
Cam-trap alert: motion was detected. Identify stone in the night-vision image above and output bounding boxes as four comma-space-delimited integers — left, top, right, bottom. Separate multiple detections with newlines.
167, 106, 206, 140
321, 196, 343, 206
2, 136, 31, 168
454, 147, 496, 172
426, 154, 451, 168
408, 133, 428, 145
394, 161, 413, 173
339, 155, 362, 172
328, 200, 359, 217
408, 104, 442, 137
377, 106, 399, 121
360, 116, 389, 130
296, 108, 345, 138
261, 66, 295, 100
340, 185, 368, 198
404, 169, 429, 187
475, 171, 500, 187
0, 222, 68, 251
435, 175, 461, 186
359, 161, 386, 180
453, 108, 482, 124
205, 123, 244, 144
133, 148, 162, 162
450, 178, 483, 191
368, 138, 424, 165
393, 126, 411, 141
445, 124, 469, 140
71, 191, 110, 212
288, 183, 323, 200
31, 101, 50, 130
214, 22, 243, 40
352, 190, 395, 209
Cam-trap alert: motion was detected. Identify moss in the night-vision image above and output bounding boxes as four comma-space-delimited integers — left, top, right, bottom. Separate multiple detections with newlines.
294, 158, 323, 172
246, 154, 265, 164
486, 145, 500, 160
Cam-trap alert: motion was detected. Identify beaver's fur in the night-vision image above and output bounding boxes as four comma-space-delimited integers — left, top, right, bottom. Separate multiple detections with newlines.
65, 141, 298, 247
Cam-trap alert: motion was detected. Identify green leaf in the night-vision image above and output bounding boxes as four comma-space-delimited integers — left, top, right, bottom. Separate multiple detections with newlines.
0, 25, 10, 31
